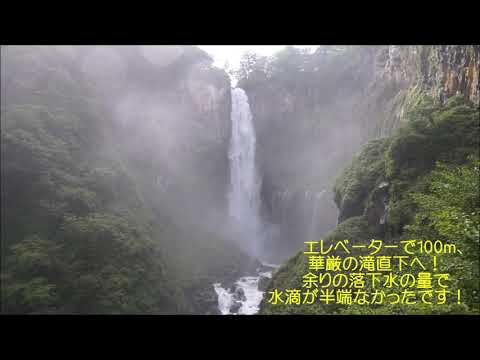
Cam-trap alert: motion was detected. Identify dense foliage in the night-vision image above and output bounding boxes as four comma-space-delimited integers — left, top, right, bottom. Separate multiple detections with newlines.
2, 45, 478, 315
1, 46, 252, 314
260, 94, 480, 315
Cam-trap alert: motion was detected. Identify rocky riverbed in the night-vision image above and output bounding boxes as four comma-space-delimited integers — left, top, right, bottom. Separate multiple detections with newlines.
213, 262, 278, 315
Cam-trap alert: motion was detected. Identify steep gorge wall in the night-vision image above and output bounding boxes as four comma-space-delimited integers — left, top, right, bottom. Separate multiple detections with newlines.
259, 45, 479, 314
1, 45, 244, 314
241, 45, 479, 261
364, 45, 479, 137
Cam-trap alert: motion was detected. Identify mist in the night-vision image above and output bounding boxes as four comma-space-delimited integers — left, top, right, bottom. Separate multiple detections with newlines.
1, 44, 377, 274
6, 44, 467, 315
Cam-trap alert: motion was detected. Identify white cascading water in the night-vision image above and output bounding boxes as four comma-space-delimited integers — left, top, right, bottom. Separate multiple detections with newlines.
228, 87, 262, 255
213, 88, 276, 315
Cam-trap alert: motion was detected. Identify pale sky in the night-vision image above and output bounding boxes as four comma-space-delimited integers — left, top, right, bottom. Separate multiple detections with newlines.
198, 45, 319, 70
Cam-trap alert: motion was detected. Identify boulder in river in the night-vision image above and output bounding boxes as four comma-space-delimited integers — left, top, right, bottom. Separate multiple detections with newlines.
233, 287, 247, 302
230, 300, 242, 314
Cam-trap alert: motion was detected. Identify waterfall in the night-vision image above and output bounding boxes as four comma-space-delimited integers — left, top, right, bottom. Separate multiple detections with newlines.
228, 88, 262, 256
212, 88, 273, 316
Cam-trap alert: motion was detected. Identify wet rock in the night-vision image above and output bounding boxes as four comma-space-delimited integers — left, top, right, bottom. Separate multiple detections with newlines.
257, 263, 276, 273
230, 301, 242, 314
233, 287, 247, 302
193, 287, 220, 315
258, 276, 270, 292
364, 179, 390, 229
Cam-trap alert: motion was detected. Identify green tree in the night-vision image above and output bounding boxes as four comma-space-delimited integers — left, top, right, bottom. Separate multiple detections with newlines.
405, 158, 479, 309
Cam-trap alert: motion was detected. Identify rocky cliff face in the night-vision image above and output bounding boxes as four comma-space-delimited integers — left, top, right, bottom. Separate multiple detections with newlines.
239, 47, 376, 260
258, 46, 479, 315
89, 46, 239, 314
106, 46, 232, 217
240, 45, 479, 262
381, 45, 479, 105
365, 45, 479, 137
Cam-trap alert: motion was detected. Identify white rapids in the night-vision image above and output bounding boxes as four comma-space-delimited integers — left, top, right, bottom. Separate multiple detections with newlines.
213, 264, 278, 315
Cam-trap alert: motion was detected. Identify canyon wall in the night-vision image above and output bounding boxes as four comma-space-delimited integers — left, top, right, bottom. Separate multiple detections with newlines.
240, 45, 479, 261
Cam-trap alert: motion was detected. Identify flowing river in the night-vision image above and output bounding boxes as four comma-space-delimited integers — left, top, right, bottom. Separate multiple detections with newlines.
213, 262, 278, 315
